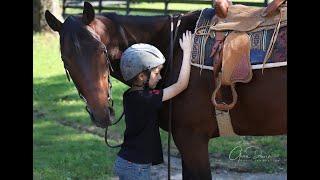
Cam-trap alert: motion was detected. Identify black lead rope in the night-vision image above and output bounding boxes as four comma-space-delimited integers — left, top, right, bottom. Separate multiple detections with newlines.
104, 111, 125, 148
167, 13, 183, 180
104, 53, 125, 148
167, 15, 174, 180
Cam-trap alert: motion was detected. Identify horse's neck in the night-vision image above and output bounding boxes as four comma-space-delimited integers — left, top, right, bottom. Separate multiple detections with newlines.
101, 12, 200, 86
99, 13, 171, 85
117, 15, 171, 58
109, 14, 170, 47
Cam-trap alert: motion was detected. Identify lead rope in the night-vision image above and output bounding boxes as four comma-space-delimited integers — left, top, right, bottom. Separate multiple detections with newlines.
105, 112, 125, 148
103, 49, 126, 148
167, 14, 182, 180
167, 15, 174, 180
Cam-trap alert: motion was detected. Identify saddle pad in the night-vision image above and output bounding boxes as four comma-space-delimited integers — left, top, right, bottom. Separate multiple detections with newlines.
191, 8, 215, 66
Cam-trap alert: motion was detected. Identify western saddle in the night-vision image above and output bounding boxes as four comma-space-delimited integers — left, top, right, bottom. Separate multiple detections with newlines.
210, 0, 287, 111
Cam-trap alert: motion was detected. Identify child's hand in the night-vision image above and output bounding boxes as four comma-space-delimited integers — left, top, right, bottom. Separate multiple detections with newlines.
179, 30, 193, 54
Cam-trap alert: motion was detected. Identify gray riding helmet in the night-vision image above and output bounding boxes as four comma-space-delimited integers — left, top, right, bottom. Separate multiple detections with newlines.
120, 43, 166, 81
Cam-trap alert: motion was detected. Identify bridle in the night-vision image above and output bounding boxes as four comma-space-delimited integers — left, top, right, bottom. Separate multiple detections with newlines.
60, 42, 116, 129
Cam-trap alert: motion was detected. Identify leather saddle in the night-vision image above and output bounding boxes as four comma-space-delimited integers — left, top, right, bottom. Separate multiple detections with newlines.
210, 1, 287, 111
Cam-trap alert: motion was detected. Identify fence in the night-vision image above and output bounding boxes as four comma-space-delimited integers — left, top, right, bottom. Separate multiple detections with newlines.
63, 0, 269, 16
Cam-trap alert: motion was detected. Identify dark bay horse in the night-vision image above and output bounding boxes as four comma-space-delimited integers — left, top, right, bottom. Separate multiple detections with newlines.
45, 2, 286, 179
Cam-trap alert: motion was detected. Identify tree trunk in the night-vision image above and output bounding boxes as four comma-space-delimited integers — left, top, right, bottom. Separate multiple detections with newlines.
33, 0, 64, 32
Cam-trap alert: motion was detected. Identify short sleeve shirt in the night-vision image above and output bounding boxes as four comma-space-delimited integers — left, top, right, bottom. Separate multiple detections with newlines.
117, 88, 164, 165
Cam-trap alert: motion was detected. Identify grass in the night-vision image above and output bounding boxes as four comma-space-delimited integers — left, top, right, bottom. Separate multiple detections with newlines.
34, 2, 286, 176
33, 118, 118, 179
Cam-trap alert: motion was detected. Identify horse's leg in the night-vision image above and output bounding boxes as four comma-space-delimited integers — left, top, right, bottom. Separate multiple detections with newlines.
167, 68, 218, 180
173, 128, 212, 180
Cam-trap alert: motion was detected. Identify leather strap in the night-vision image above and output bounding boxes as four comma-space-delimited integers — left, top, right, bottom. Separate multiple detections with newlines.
211, 31, 227, 77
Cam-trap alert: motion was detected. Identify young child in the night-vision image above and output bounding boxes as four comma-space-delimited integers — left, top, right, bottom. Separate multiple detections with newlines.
113, 30, 193, 180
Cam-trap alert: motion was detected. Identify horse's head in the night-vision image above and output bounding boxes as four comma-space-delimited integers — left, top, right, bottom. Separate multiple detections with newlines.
45, 2, 116, 128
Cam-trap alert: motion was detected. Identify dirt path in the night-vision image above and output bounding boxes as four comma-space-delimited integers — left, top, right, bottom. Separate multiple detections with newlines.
149, 155, 286, 180
110, 154, 286, 179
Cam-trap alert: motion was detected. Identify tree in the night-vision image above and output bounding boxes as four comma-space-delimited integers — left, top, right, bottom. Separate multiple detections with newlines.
33, 0, 64, 32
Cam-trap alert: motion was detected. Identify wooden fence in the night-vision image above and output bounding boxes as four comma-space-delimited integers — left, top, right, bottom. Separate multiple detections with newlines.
63, 0, 269, 16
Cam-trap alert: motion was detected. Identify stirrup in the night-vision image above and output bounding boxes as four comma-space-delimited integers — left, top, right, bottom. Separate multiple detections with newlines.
211, 73, 238, 111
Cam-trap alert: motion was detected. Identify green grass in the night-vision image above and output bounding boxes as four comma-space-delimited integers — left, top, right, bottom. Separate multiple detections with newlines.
33, 118, 118, 179
34, 2, 286, 175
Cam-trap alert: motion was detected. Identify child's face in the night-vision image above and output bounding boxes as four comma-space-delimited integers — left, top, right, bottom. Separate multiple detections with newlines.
148, 65, 163, 89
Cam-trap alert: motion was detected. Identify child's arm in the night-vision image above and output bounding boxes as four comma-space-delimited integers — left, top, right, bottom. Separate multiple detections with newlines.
162, 30, 193, 102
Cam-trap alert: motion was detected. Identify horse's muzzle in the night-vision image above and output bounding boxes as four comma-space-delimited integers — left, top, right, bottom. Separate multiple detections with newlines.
86, 106, 115, 128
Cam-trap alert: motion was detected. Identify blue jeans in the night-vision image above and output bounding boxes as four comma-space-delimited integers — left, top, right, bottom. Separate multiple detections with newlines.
113, 156, 152, 180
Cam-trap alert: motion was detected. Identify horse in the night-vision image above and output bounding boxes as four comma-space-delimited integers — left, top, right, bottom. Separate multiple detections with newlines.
45, 2, 286, 179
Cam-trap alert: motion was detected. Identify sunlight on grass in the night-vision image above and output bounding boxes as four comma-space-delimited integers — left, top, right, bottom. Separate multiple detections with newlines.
33, 32, 64, 78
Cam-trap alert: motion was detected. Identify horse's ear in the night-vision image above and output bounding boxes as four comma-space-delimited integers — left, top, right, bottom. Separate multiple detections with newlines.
82, 1, 95, 25
45, 10, 62, 32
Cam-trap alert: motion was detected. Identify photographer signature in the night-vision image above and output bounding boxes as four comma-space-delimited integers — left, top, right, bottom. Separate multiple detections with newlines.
229, 145, 279, 163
